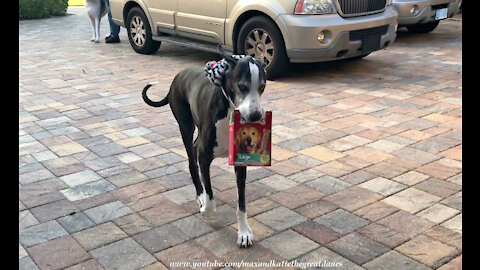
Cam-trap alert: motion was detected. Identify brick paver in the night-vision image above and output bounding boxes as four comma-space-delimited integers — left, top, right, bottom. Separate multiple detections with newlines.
19, 7, 461, 269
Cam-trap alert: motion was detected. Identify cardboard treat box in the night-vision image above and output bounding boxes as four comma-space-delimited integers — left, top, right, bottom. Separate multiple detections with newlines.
229, 110, 272, 166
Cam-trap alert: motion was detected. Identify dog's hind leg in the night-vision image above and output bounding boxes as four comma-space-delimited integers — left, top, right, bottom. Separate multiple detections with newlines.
174, 110, 204, 197
235, 166, 253, 247
170, 100, 209, 217
197, 136, 217, 219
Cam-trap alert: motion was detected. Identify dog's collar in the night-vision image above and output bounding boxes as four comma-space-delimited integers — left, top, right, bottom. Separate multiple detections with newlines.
220, 86, 235, 110
204, 55, 245, 87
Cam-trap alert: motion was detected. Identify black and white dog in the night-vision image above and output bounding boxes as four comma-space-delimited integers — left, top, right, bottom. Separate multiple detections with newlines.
142, 47, 266, 247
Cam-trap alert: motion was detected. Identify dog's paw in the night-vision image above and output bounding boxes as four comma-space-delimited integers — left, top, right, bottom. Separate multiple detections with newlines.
90, 38, 95, 42
94, 39, 100, 43
197, 193, 217, 220
237, 227, 254, 248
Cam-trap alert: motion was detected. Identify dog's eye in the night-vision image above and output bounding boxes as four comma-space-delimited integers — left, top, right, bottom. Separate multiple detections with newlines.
252, 132, 255, 135
242, 132, 246, 135
238, 84, 248, 91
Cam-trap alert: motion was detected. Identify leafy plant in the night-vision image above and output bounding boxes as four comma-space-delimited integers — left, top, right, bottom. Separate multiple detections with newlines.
19, 0, 69, 20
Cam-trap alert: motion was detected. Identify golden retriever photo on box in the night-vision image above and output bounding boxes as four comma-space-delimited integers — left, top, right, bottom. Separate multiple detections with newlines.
234, 125, 261, 154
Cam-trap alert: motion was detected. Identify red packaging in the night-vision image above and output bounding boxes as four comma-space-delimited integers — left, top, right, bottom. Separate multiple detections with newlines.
229, 110, 272, 166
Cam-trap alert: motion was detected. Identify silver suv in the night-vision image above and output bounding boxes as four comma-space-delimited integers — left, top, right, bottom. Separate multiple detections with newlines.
109, 0, 399, 78
393, 0, 460, 33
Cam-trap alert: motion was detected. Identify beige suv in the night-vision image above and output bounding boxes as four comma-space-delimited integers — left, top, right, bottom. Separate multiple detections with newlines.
109, 0, 399, 78
393, 0, 459, 33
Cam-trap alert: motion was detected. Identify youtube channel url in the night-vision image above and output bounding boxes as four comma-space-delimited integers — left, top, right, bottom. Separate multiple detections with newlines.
169, 259, 343, 269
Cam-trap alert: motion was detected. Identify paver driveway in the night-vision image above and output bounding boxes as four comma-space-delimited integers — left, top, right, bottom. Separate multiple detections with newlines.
19, 7, 462, 270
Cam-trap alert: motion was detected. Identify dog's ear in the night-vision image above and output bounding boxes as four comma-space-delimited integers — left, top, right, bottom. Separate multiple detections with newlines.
235, 136, 241, 148
259, 61, 268, 76
255, 135, 262, 153
234, 130, 241, 148
217, 44, 237, 68
235, 127, 246, 147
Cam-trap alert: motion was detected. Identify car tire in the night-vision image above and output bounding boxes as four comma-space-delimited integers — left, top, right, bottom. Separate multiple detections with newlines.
236, 16, 289, 79
126, 7, 161, 54
406, 20, 440, 33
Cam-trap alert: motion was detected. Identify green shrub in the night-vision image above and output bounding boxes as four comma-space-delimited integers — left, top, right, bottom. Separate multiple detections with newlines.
19, 0, 69, 20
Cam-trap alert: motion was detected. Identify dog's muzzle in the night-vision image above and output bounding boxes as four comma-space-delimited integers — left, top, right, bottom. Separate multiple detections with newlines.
238, 100, 266, 123
247, 110, 263, 122
245, 138, 254, 152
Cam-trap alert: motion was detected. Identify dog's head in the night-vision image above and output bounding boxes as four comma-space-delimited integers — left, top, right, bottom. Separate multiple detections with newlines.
218, 46, 267, 122
235, 125, 261, 154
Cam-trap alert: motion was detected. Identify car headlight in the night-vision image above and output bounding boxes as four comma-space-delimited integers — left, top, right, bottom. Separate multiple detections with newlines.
294, 0, 337, 15
386, 0, 393, 5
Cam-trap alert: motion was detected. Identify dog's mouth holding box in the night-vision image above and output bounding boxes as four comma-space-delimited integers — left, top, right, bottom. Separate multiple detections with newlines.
229, 110, 272, 166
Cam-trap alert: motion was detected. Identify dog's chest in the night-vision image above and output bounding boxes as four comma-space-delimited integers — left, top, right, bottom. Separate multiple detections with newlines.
213, 116, 229, 158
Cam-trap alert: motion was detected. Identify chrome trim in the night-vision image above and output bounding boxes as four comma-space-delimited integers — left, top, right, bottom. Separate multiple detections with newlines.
334, 0, 387, 18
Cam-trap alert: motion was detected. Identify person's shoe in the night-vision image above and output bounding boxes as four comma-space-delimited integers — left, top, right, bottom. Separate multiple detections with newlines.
105, 35, 120, 43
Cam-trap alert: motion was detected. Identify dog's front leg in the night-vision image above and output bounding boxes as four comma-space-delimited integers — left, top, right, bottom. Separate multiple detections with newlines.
235, 166, 253, 248
89, 16, 96, 42
94, 17, 101, 43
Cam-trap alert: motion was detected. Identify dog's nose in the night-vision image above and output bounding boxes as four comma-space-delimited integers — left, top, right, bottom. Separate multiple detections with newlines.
248, 111, 262, 122
246, 137, 252, 144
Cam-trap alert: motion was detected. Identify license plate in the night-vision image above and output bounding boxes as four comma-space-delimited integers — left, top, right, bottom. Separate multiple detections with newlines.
361, 35, 381, 54
435, 8, 448, 20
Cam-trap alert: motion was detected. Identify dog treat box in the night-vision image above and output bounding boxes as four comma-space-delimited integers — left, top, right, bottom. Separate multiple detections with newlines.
229, 110, 272, 166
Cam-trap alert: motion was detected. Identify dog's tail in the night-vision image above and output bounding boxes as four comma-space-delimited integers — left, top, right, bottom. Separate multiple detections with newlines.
142, 82, 169, 107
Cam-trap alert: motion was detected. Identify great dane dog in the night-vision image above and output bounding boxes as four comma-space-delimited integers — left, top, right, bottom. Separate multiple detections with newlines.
142, 47, 267, 247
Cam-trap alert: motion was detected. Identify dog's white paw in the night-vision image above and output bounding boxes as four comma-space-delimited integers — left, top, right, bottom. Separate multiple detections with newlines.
197, 193, 217, 220
94, 38, 100, 43
237, 227, 254, 248
90, 38, 95, 42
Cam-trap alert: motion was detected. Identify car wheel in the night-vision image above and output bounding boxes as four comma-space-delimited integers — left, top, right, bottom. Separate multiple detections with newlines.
406, 20, 440, 33
236, 16, 289, 79
126, 7, 161, 54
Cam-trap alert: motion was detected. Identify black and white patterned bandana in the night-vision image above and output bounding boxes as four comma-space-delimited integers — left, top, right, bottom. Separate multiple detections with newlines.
204, 55, 246, 87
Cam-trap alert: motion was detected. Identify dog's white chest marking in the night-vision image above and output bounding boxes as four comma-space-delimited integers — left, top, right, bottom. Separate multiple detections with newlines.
213, 115, 230, 158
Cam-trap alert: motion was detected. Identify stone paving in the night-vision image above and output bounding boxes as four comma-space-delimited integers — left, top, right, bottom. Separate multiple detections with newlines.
19, 7, 462, 270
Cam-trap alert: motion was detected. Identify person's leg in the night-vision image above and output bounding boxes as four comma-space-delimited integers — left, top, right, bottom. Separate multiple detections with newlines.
106, 0, 120, 42
108, 10, 120, 37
